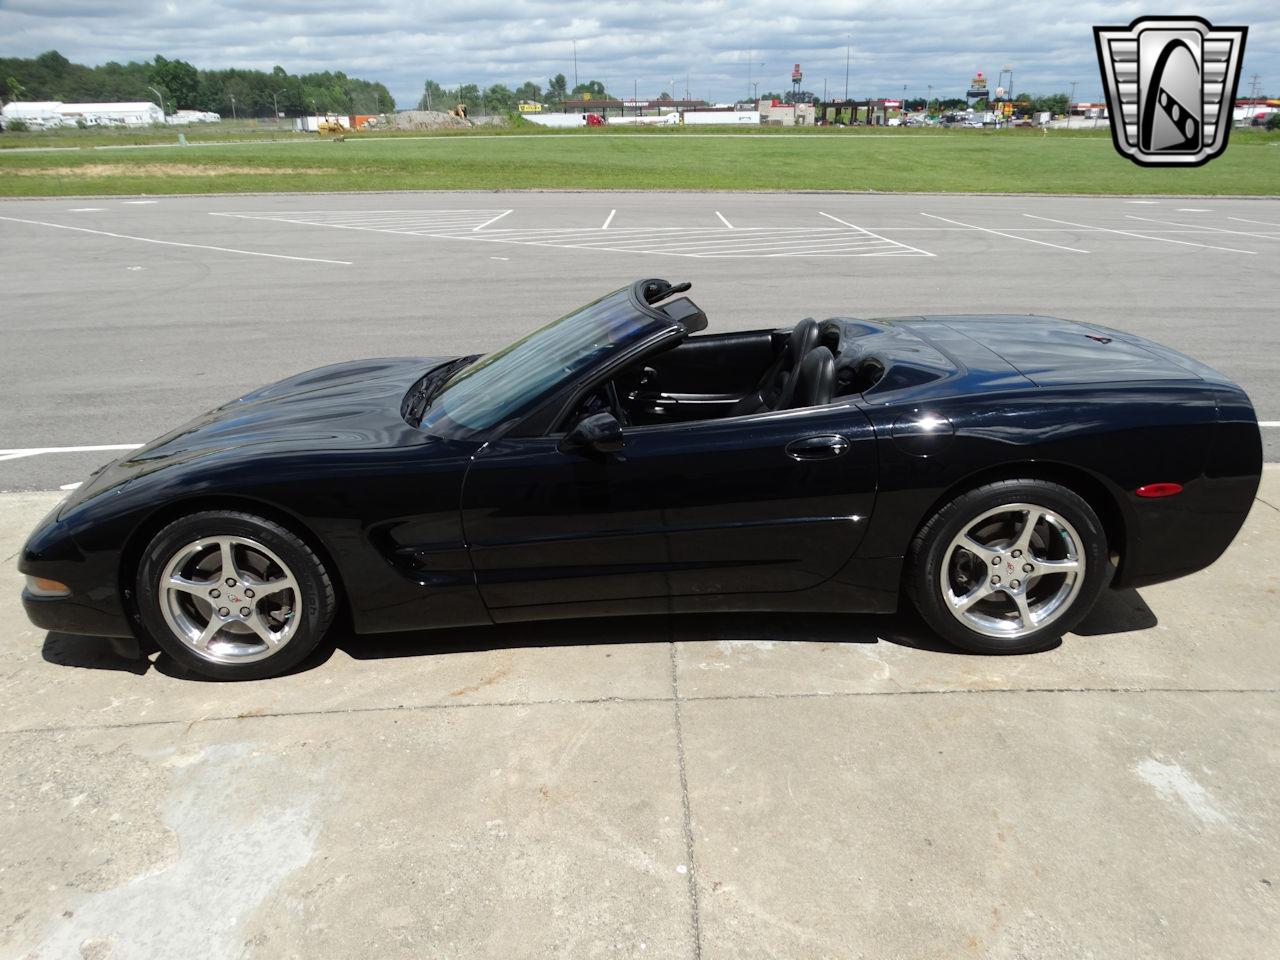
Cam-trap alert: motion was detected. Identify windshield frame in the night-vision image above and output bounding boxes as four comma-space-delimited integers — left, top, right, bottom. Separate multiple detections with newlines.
415, 280, 683, 441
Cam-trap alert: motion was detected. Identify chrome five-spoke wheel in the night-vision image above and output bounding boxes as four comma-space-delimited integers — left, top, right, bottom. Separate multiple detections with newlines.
910, 481, 1107, 654
158, 535, 302, 664
939, 502, 1085, 639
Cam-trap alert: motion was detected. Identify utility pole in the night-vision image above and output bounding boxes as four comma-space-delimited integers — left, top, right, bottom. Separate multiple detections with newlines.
230, 94, 237, 121
271, 89, 285, 119
927, 84, 933, 113
1247, 74, 1262, 99
844, 35, 851, 100
572, 40, 579, 92
1067, 80, 1078, 128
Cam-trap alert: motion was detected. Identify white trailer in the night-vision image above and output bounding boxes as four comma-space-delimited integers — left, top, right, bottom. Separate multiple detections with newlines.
682, 110, 760, 125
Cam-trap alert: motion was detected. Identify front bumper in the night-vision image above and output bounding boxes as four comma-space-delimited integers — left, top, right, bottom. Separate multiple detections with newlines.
18, 511, 134, 640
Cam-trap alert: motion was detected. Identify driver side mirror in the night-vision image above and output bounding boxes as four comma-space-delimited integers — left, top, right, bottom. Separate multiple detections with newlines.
560, 411, 625, 455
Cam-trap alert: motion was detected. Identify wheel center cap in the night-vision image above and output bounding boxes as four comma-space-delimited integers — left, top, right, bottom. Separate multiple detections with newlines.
229, 594, 242, 604
1005, 562, 1015, 574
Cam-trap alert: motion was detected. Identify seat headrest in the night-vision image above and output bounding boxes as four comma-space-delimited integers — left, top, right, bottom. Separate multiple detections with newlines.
790, 347, 835, 409
786, 318, 820, 366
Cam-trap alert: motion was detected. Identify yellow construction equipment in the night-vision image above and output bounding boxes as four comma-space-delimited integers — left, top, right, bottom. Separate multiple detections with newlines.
316, 116, 348, 136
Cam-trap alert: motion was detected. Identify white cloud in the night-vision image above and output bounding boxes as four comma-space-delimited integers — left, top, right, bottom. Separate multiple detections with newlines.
2, 1, 1275, 108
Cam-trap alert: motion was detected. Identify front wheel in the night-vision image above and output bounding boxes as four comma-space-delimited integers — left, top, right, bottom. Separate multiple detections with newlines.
136, 511, 336, 680
907, 480, 1110, 654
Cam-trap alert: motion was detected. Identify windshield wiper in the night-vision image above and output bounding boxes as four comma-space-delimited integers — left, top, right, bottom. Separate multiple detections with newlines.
406, 356, 477, 425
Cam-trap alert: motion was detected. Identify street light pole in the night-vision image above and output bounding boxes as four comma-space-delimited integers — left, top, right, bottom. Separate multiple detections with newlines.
844, 36, 851, 100
147, 85, 166, 118
230, 94, 237, 121
572, 40, 579, 92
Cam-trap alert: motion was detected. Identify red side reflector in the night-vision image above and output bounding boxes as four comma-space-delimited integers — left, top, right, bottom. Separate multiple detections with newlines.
1135, 482, 1183, 498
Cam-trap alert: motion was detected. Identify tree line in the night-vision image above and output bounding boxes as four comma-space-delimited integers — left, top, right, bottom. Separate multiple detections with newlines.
0, 50, 394, 117
417, 74, 617, 113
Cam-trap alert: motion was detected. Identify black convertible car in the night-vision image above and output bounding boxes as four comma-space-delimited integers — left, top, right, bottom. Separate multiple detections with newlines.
21, 279, 1261, 680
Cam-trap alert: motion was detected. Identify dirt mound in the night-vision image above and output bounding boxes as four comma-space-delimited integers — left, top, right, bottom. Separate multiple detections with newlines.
383, 111, 509, 130
384, 110, 473, 131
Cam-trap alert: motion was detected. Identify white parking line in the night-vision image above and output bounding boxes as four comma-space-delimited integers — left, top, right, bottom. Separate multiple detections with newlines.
0, 443, 142, 463
213, 210, 510, 236
121, 200, 158, 205
472, 209, 513, 232
920, 212, 1089, 253
602, 209, 616, 230
1125, 215, 1280, 242
223, 209, 931, 258
715, 211, 734, 229
1228, 216, 1280, 228
0, 216, 353, 265
1022, 214, 1257, 255
818, 212, 935, 257
68, 207, 104, 212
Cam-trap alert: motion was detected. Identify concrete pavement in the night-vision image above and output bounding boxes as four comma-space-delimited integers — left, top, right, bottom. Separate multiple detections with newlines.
2, 469, 1277, 959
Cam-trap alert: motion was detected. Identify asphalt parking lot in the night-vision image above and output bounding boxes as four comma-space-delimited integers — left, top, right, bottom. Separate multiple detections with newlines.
1, 473, 1278, 958
0, 190, 1278, 490
1, 191, 1278, 958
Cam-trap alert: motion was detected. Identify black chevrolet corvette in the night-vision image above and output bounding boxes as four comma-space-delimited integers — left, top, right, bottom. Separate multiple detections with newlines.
21, 279, 1262, 679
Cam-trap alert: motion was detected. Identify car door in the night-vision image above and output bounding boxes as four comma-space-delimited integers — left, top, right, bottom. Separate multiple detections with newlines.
459, 402, 878, 613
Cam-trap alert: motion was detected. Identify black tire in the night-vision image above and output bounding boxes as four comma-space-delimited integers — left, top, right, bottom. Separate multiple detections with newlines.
136, 510, 336, 680
907, 479, 1110, 655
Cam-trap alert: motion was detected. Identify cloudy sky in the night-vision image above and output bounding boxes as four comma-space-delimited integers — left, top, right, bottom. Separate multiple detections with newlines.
2, 1, 1275, 107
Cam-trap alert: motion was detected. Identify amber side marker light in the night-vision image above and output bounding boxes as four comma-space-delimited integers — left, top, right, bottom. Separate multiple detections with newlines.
1135, 483, 1184, 499
25, 576, 70, 597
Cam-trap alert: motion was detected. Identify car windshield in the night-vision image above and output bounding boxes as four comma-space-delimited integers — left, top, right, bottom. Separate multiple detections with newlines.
419, 285, 663, 436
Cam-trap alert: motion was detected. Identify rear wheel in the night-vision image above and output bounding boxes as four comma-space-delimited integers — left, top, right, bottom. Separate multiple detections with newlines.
136, 511, 335, 680
908, 480, 1110, 654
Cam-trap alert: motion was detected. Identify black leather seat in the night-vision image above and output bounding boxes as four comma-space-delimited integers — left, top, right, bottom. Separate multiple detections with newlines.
730, 318, 820, 416
785, 347, 835, 409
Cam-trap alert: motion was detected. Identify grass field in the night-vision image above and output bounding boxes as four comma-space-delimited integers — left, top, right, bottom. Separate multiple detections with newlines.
1, 126, 1276, 196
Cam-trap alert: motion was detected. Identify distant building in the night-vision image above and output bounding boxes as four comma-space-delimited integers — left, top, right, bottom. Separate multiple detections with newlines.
758, 100, 815, 126
1233, 98, 1279, 123
0, 100, 165, 128
168, 109, 221, 124
0, 101, 64, 128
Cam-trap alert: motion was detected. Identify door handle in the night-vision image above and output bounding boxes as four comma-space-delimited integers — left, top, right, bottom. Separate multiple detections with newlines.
785, 434, 850, 460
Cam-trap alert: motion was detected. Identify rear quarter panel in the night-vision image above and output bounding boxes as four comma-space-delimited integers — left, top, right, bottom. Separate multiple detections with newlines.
854, 380, 1258, 587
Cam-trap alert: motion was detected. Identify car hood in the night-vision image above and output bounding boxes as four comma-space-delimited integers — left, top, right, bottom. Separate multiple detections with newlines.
60, 356, 448, 515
